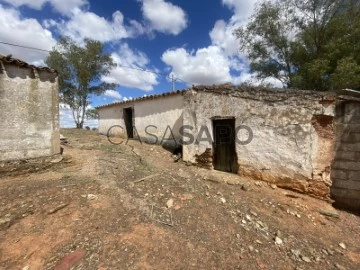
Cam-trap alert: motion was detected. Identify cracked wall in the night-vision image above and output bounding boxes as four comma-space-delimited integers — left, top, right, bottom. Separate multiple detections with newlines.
183, 86, 336, 199
309, 115, 334, 198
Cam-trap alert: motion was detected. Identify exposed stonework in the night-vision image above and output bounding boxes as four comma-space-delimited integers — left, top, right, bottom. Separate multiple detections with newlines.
310, 115, 335, 198
331, 99, 360, 212
0, 58, 60, 162
183, 85, 337, 200
97, 83, 359, 211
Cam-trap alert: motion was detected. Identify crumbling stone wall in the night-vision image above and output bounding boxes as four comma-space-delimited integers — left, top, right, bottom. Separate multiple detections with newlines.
309, 114, 334, 197
0, 62, 60, 161
183, 85, 337, 199
331, 100, 360, 212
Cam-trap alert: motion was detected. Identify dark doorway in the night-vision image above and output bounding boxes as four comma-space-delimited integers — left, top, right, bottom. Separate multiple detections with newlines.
123, 107, 134, 139
212, 118, 237, 173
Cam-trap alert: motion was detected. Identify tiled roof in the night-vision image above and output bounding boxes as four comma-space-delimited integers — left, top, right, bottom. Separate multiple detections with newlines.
0, 54, 57, 74
96, 89, 189, 109
98, 84, 358, 109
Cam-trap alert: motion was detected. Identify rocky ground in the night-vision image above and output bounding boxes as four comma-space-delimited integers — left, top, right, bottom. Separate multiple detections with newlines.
0, 129, 359, 270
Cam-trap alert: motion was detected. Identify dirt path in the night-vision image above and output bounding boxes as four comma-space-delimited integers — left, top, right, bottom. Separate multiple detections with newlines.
0, 129, 359, 270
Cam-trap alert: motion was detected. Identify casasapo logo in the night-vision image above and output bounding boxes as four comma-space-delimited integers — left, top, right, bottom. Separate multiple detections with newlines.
107, 125, 253, 145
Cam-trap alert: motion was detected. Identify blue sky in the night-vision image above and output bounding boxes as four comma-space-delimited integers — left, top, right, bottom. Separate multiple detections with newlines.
0, 0, 277, 127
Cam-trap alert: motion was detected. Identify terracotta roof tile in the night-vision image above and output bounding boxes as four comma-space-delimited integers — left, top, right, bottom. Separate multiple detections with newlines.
0, 54, 57, 74
96, 84, 359, 109
96, 89, 189, 109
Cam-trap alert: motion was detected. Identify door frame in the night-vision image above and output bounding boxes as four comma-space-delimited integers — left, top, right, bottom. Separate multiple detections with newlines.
123, 107, 134, 139
211, 116, 237, 173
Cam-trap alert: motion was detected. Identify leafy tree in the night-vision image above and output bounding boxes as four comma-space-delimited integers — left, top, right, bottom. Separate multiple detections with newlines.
235, 1, 297, 87
86, 108, 99, 119
330, 57, 360, 89
291, 0, 360, 90
46, 37, 116, 128
235, 0, 360, 90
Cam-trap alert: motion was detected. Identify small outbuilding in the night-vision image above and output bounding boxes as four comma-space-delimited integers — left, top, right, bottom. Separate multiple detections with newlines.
0, 55, 60, 162
97, 90, 186, 143
183, 85, 360, 212
97, 85, 360, 212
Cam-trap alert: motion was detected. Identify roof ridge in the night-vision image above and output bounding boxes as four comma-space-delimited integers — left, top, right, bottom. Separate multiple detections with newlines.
0, 54, 57, 74
96, 89, 189, 109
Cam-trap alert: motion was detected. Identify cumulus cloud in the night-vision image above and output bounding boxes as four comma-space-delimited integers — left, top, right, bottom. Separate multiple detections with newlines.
159, 1, 253, 85
209, 19, 241, 57
101, 44, 159, 91
161, 0, 283, 88
160, 0, 254, 85
104, 90, 122, 100
0, 4, 56, 65
46, 9, 143, 43
3, 0, 144, 43
50, 0, 88, 15
162, 46, 234, 85
161, 44, 282, 87
210, 0, 258, 58
221, 0, 258, 21
140, 0, 188, 35
0, 0, 88, 15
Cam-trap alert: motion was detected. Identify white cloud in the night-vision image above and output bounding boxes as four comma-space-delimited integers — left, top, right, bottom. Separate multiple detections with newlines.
122, 97, 133, 102
140, 0, 188, 35
104, 90, 122, 100
0, 4, 56, 64
210, 0, 259, 58
161, 0, 284, 88
161, 46, 234, 85
59, 107, 75, 128
218, 0, 283, 88
235, 72, 284, 88
47, 9, 143, 43
161, 44, 284, 87
102, 44, 159, 91
221, 0, 257, 21
0, 0, 88, 15
60, 103, 98, 128
60, 107, 98, 129
50, 0, 88, 15
2, 0, 144, 43
159, 0, 263, 86
0, 0, 46, 9
160, 0, 285, 87
209, 19, 241, 57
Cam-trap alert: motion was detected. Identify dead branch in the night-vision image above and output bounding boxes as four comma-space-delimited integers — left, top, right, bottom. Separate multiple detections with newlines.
47, 203, 69, 215
133, 174, 160, 184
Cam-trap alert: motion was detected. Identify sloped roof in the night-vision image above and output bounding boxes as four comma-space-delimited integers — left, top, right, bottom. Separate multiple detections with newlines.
96, 89, 189, 109
0, 54, 57, 74
96, 84, 357, 110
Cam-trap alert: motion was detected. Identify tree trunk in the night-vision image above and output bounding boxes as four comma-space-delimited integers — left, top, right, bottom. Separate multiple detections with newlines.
72, 107, 83, 129
79, 95, 87, 130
